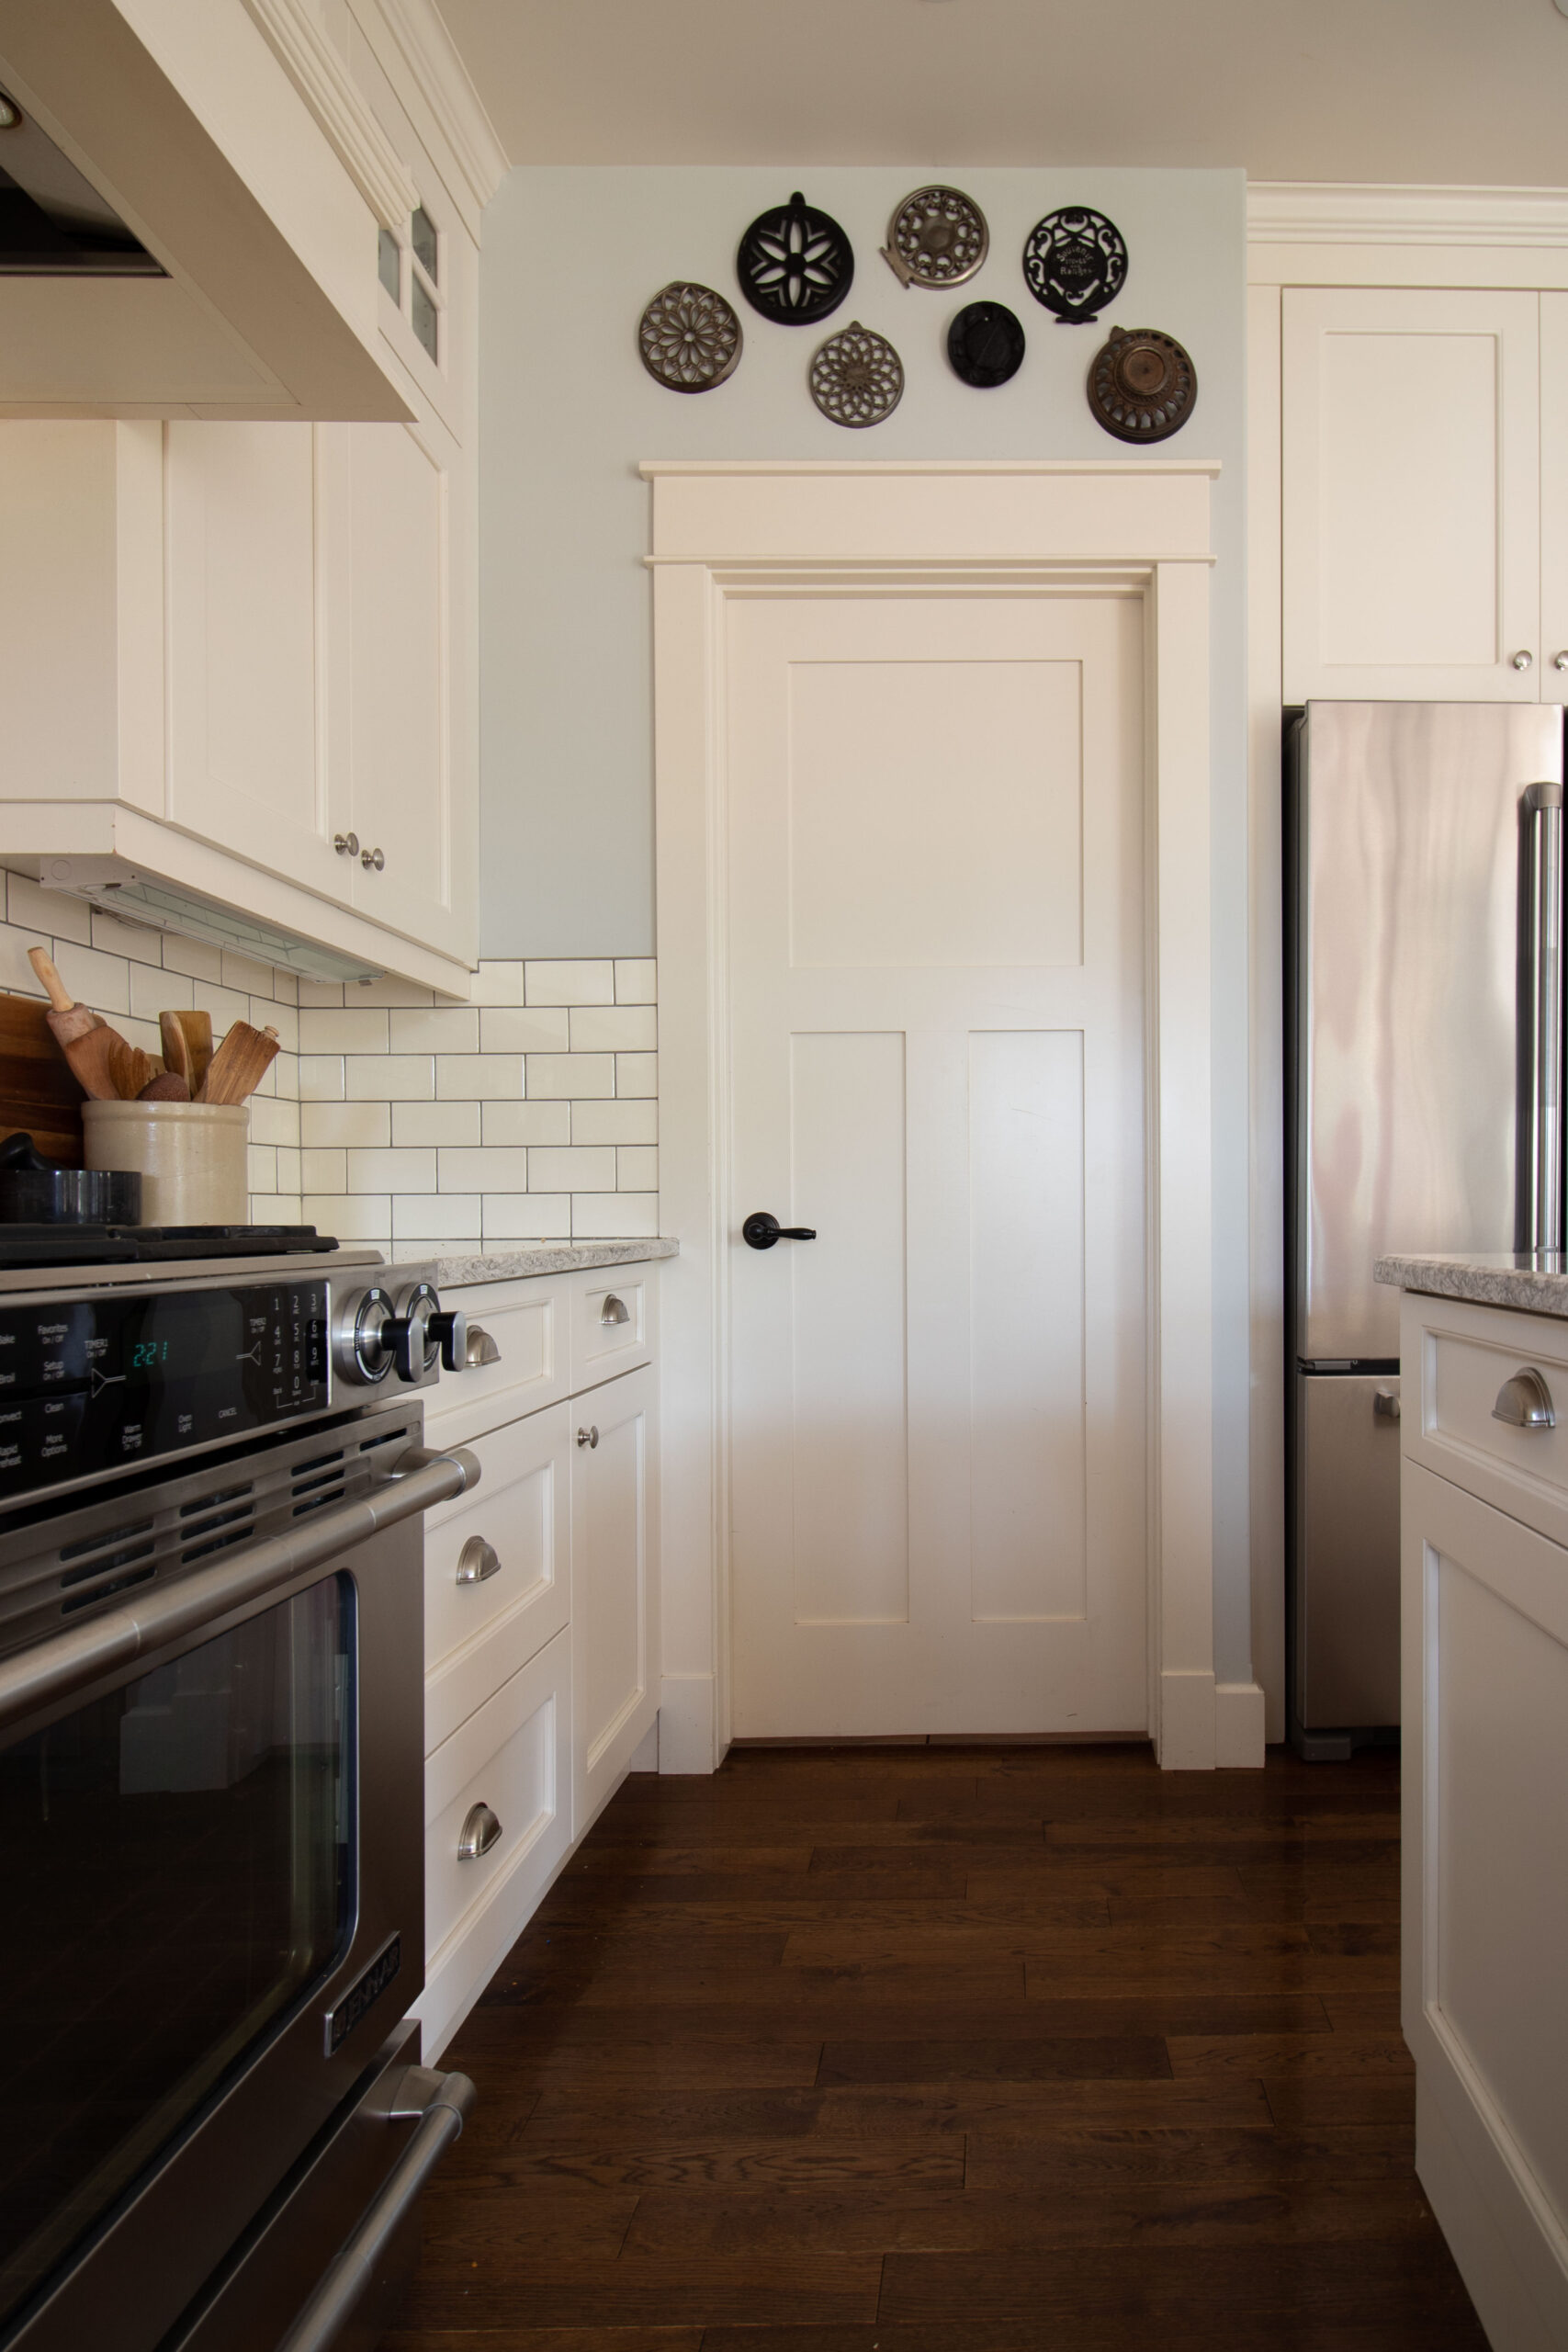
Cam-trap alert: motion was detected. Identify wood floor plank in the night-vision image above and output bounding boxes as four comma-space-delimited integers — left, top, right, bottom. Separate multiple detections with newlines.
389, 1744, 1479, 2352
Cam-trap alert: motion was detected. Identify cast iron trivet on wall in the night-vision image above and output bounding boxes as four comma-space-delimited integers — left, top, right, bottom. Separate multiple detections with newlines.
737, 190, 853, 324
809, 321, 904, 427
881, 185, 988, 288
947, 300, 1025, 388
1087, 325, 1197, 442
1023, 206, 1128, 323
637, 281, 743, 391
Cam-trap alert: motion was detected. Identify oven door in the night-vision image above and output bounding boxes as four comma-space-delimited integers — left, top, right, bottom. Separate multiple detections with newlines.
0, 1400, 476, 2352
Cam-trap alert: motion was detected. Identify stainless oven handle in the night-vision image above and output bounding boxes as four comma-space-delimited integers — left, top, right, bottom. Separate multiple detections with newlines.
0, 1445, 481, 1737
275, 2064, 477, 2352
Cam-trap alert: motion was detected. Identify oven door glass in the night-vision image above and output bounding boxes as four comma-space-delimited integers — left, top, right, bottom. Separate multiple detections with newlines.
0, 1575, 355, 2336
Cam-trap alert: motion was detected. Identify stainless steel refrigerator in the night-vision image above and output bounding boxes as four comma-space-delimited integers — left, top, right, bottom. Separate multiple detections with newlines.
1287, 700, 1566, 1756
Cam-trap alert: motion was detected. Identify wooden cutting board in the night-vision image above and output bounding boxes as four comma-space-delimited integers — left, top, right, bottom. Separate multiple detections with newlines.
0, 991, 87, 1164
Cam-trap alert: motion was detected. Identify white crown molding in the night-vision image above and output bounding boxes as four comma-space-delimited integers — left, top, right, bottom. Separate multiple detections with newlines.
1248, 181, 1568, 249
241, 0, 419, 232
375, 0, 509, 221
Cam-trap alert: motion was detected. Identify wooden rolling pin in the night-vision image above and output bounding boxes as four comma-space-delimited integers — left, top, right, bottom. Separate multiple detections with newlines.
28, 946, 138, 1101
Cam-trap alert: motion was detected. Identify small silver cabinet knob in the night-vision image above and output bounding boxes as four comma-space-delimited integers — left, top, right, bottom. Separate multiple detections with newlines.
456, 1536, 501, 1585
361, 845, 385, 871
465, 1323, 502, 1369
457, 1802, 502, 1860
1492, 1367, 1556, 1430
577, 1424, 599, 1449
600, 1294, 631, 1327
1513, 650, 1535, 672
1556, 651, 1568, 672
1373, 1388, 1401, 1421
333, 831, 359, 857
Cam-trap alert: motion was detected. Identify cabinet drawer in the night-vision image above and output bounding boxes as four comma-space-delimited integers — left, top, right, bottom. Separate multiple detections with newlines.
423, 1278, 567, 1446
423, 1627, 571, 2000
569, 1268, 653, 1394
423, 1404, 570, 1752
1405, 1294, 1568, 1546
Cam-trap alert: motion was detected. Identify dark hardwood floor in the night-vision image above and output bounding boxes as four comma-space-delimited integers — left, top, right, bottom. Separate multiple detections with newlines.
387, 1742, 1487, 2351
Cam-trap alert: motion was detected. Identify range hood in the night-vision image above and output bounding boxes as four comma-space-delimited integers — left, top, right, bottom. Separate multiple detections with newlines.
0, 87, 162, 275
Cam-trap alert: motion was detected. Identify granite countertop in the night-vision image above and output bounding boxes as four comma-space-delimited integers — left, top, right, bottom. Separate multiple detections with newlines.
1374, 1251, 1568, 1317
391, 1237, 678, 1287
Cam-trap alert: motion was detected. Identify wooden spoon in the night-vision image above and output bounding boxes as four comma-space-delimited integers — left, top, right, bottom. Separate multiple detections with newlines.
159, 1010, 192, 1091
170, 1009, 212, 1097
199, 1022, 280, 1105
28, 944, 105, 1048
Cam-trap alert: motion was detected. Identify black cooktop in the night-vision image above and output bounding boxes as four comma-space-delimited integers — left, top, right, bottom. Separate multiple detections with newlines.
0, 1225, 340, 1270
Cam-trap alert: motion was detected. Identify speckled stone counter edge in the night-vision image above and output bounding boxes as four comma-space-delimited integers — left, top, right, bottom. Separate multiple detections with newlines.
395, 1238, 680, 1287
1375, 1251, 1568, 1317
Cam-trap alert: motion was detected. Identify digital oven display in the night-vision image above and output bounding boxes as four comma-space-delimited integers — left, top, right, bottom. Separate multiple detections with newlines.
0, 1282, 329, 1498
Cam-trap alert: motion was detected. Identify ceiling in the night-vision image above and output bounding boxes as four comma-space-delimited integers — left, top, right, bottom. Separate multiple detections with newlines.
437, 0, 1568, 187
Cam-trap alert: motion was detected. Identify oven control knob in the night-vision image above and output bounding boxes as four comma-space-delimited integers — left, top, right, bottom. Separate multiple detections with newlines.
334, 1284, 395, 1385
427, 1308, 468, 1373
382, 1281, 440, 1382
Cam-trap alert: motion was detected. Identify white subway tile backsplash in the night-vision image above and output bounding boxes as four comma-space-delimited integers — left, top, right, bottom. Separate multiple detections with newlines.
299, 1057, 347, 1102
525, 958, 615, 1007
221, 949, 277, 998
391, 1193, 480, 1238
525, 1052, 614, 1100
393, 1100, 480, 1148
6, 872, 91, 944
250, 1094, 300, 1148
347, 976, 435, 1008
615, 1052, 659, 1099
479, 1004, 570, 1053
480, 1101, 570, 1147
276, 1148, 302, 1195
435, 1054, 523, 1101
261, 1002, 300, 1055
467, 960, 525, 1006
298, 979, 346, 1009
51, 942, 131, 1016
299, 1007, 391, 1055
301, 1149, 348, 1193
191, 983, 252, 1038
90, 910, 163, 967
615, 958, 658, 1005
347, 1148, 436, 1193
345, 1055, 433, 1101
160, 934, 226, 985
0, 926, 50, 1000
130, 962, 191, 1018
248, 1145, 276, 1193
571, 1099, 657, 1146
482, 1192, 570, 1238
305, 1193, 390, 1240
572, 1192, 659, 1238
438, 1146, 529, 1191
527, 1145, 617, 1193
570, 1003, 657, 1054
617, 1146, 659, 1191
302, 1102, 392, 1149
389, 1005, 479, 1055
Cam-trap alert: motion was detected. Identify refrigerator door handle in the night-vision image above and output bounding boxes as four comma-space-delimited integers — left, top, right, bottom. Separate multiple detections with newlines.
1517, 781, 1564, 1253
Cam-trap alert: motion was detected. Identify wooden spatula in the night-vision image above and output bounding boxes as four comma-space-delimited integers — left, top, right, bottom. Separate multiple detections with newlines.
199, 1021, 280, 1105
28, 945, 105, 1047
169, 1009, 212, 1097
159, 1011, 192, 1091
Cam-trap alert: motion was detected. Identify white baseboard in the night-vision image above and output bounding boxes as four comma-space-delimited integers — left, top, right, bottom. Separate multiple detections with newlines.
1215, 1679, 1269, 1768
658, 1672, 717, 1772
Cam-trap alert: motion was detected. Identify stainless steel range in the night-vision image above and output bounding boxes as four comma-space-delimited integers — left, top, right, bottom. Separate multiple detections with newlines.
0, 1245, 484, 2352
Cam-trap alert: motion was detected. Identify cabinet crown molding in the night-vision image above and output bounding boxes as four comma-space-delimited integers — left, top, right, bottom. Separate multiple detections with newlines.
240, 0, 420, 232
374, 0, 510, 223
1249, 180, 1568, 249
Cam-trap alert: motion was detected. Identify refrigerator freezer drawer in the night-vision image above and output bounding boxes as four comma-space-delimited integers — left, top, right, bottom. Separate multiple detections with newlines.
1295, 1371, 1403, 1732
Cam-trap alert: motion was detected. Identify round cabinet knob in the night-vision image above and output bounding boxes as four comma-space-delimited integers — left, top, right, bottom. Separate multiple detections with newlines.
577, 1424, 599, 1449
333, 1283, 395, 1385
361, 845, 385, 871
456, 1535, 501, 1585
427, 1307, 468, 1373
1555, 651, 1568, 672
1513, 649, 1535, 672
457, 1801, 503, 1860
333, 831, 360, 857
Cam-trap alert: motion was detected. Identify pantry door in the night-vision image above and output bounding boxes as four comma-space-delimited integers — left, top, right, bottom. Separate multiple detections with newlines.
727, 591, 1148, 1737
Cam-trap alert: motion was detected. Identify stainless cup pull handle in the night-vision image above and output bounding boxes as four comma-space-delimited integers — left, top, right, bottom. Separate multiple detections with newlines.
1373, 1389, 1401, 1421
577, 1425, 599, 1449
456, 1536, 501, 1586
458, 1802, 502, 1860
465, 1323, 502, 1369
600, 1294, 631, 1327
1492, 1368, 1556, 1430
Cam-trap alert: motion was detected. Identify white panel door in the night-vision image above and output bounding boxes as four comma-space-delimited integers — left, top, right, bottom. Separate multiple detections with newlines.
164, 422, 350, 899
728, 593, 1147, 1737
1281, 287, 1541, 703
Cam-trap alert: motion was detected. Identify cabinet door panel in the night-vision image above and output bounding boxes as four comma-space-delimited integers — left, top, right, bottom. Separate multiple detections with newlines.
165, 422, 348, 896
570, 1363, 659, 1838
1540, 293, 1568, 705
344, 418, 468, 960
1283, 288, 1540, 702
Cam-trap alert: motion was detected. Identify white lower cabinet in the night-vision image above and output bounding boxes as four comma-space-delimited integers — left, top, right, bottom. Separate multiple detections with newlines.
414, 1268, 660, 2058
1400, 1292, 1568, 2352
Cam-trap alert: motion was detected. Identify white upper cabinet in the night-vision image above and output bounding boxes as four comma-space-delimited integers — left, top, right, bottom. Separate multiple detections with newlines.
1538, 294, 1568, 704
1282, 288, 1542, 703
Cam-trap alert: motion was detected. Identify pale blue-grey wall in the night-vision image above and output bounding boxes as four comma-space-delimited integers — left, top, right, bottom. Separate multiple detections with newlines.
478, 163, 1256, 1689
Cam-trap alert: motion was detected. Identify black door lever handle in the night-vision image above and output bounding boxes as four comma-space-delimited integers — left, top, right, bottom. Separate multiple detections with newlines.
742, 1212, 818, 1250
